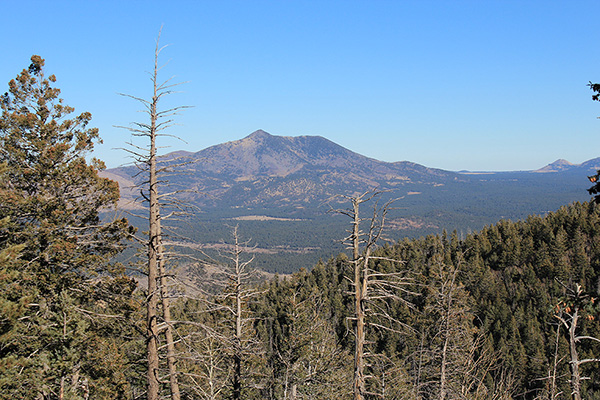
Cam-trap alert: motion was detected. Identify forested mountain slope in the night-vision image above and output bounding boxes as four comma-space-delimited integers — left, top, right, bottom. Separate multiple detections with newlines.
229, 201, 600, 399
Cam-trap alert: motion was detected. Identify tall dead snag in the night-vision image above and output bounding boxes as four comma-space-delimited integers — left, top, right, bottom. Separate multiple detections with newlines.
425, 255, 470, 400
425, 254, 476, 400
421, 253, 515, 400
554, 282, 600, 400
118, 29, 188, 400
186, 226, 262, 400
225, 225, 256, 400
332, 191, 412, 400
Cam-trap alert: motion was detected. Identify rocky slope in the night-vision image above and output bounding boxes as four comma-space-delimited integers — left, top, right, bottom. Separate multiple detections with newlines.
107, 129, 460, 214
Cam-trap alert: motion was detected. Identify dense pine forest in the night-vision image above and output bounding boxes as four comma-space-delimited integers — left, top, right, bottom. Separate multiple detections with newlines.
2, 56, 600, 400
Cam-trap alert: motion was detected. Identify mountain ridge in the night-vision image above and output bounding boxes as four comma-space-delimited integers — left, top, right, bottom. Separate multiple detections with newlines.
113, 130, 600, 176
534, 158, 600, 173
184, 129, 452, 179
107, 130, 461, 213
104, 130, 600, 216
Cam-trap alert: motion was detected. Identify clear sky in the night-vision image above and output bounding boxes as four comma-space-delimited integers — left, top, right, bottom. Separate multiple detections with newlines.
2, 0, 600, 171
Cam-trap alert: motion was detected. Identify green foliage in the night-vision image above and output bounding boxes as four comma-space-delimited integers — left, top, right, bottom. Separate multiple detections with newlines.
231, 201, 600, 399
251, 271, 353, 400
587, 81, 600, 203
384, 202, 600, 398
0, 56, 139, 399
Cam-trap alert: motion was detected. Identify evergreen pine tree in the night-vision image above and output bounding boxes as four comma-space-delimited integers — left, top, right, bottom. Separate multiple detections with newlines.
0, 55, 134, 399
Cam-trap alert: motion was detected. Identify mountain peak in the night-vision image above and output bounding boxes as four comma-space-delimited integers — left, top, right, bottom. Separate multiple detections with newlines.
550, 159, 573, 166
246, 129, 272, 140
535, 159, 574, 173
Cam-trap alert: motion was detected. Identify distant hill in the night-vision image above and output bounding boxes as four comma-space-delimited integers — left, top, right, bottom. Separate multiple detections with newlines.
104, 130, 595, 273
534, 158, 600, 173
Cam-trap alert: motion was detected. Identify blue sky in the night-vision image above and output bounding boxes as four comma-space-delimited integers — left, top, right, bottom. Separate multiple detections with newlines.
2, 0, 600, 171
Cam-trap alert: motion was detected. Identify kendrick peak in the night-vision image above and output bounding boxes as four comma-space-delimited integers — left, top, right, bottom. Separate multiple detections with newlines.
104, 129, 596, 218
172, 130, 600, 175
106, 129, 458, 210
144, 130, 450, 187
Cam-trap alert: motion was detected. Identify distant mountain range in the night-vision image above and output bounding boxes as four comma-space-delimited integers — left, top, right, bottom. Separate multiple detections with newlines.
103, 130, 599, 273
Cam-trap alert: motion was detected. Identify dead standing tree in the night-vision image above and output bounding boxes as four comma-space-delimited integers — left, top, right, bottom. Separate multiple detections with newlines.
332, 191, 413, 400
118, 29, 190, 400
183, 225, 263, 400
554, 282, 600, 400
220, 225, 260, 400
421, 253, 515, 400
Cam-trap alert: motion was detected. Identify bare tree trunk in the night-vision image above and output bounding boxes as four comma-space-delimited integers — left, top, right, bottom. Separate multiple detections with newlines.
568, 309, 581, 400
354, 283, 365, 400
146, 67, 161, 400
333, 192, 399, 400
439, 334, 449, 400
351, 197, 366, 400
60, 376, 65, 400
554, 283, 600, 400
159, 240, 181, 400
550, 323, 561, 400
146, 31, 180, 400
147, 222, 160, 399
195, 226, 257, 400
438, 264, 457, 400
290, 383, 297, 400
232, 228, 244, 400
